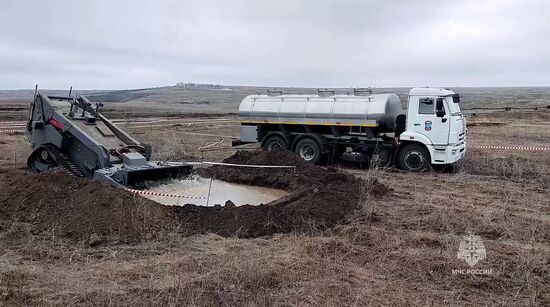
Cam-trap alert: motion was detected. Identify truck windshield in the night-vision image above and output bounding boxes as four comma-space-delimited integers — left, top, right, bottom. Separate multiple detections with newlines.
446, 97, 462, 116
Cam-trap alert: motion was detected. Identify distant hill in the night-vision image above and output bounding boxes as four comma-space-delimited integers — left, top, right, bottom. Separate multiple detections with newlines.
0, 89, 102, 104
1, 85, 549, 110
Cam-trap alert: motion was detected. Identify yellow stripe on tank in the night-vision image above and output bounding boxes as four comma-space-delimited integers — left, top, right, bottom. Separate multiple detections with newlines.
240, 120, 378, 127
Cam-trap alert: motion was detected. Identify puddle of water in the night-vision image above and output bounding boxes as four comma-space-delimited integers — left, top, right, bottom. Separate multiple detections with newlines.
140, 176, 288, 207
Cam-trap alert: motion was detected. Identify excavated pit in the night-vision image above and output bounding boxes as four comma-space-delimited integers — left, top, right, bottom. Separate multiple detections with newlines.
174, 150, 390, 237
140, 175, 289, 207
0, 151, 390, 241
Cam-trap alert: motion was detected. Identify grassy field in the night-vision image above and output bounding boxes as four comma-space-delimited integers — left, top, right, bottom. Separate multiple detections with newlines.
1, 85, 550, 120
0, 91, 549, 306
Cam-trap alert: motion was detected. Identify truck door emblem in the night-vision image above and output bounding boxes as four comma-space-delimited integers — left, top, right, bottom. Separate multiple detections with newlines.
425, 120, 432, 131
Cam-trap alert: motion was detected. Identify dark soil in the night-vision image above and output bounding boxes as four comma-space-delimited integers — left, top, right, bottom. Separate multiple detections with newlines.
174, 150, 389, 237
0, 151, 389, 241
0, 169, 175, 243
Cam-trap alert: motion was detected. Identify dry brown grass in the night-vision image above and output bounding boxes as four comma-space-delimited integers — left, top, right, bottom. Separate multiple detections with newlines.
467, 109, 550, 146
462, 148, 550, 188
347, 168, 549, 305
0, 131, 30, 170
131, 121, 242, 163
2, 202, 547, 306
1, 111, 549, 306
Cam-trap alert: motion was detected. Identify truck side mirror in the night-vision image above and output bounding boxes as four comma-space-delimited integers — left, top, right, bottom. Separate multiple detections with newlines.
436, 98, 445, 118
452, 93, 460, 103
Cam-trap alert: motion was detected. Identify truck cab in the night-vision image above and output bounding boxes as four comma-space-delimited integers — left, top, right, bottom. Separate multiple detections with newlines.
398, 88, 466, 170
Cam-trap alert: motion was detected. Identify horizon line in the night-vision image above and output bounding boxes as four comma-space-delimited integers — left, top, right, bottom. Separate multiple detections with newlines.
2, 84, 550, 92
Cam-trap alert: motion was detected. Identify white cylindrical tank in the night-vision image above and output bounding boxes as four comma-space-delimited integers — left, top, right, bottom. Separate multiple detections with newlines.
239, 93, 403, 132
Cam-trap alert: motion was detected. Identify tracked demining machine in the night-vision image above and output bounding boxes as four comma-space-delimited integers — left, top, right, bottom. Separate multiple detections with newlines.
26, 90, 192, 188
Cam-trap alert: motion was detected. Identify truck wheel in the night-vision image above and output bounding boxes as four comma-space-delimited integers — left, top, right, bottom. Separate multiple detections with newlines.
398, 144, 430, 172
263, 135, 288, 151
294, 138, 322, 164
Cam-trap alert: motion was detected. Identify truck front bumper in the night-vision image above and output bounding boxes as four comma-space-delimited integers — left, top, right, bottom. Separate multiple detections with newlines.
446, 142, 466, 164
430, 141, 466, 165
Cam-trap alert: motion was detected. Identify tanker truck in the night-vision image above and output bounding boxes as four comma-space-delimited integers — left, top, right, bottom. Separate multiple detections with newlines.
232, 87, 466, 171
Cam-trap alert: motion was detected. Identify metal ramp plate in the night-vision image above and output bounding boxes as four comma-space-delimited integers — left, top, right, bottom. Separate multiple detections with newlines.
96, 123, 115, 137
73, 119, 123, 150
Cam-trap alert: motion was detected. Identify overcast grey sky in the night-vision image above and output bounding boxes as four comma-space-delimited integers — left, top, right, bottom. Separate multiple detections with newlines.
0, 0, 548, 89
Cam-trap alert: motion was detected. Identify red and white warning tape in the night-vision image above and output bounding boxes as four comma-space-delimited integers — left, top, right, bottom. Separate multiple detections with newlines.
471, 145, 550, 152
126, 188, 206, 199
0, 129, 25, 133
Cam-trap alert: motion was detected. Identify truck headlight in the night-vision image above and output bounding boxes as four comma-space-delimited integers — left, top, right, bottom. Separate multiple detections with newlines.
452, 149, 457, 155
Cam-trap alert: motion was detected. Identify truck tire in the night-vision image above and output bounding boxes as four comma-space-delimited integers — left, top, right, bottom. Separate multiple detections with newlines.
294, 138, 322, 164
397, 143, 430, 172
263, 135, 288, 151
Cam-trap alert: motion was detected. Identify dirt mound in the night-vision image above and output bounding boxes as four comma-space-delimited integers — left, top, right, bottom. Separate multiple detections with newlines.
0, 170, 175, 243
0, 151, 389, 241
175, 151, 389, 237
225, 150, 309, 167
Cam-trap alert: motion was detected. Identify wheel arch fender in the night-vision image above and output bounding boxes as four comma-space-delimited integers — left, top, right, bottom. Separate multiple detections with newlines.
399, 131, 433, 146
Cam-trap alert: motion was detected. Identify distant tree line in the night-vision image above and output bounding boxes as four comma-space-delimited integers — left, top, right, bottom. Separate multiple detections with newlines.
176, 82, 223, 88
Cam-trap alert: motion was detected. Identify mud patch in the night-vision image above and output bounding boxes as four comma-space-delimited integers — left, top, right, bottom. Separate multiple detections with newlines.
173, 151, 389, 237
